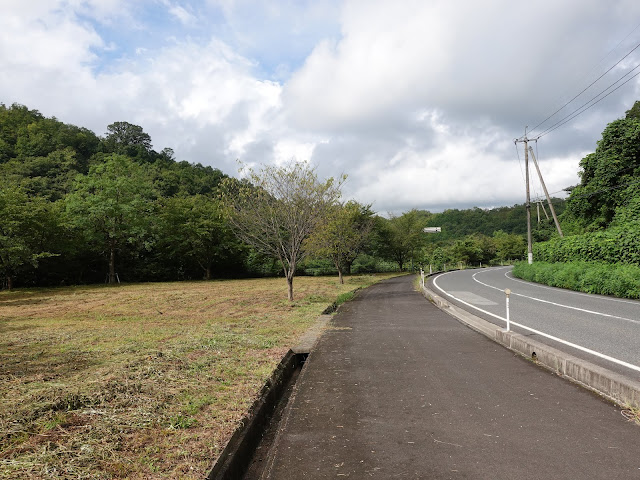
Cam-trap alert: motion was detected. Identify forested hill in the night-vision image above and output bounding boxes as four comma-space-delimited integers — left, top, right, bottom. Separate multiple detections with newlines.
0, 102, 567, 289
420, 200, 566, 242
0, 103, 226, 200
0, 103, 242, 288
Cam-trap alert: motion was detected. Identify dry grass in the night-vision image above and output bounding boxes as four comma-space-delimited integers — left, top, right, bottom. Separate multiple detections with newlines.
0, 274, 398, 479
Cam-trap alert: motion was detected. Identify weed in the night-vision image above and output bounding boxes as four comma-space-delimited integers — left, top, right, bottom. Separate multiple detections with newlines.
622, 406, 640, 425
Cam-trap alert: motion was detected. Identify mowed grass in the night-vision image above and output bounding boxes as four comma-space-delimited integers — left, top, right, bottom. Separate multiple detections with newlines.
0, 274, 398, 479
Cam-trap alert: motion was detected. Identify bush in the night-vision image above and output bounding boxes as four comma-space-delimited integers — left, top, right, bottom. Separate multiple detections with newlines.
512, 261, 640, 299
533, 222, 640, 265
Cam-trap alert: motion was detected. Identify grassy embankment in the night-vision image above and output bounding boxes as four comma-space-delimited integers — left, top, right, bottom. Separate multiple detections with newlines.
0, 274, 398, 479
512, 261, 640, 299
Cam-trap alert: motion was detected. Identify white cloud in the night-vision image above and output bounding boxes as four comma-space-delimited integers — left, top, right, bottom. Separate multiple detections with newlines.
2, 0, 640, 214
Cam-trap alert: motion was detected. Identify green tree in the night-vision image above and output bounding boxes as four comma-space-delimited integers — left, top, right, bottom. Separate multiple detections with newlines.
66, 155, 154, 284
385, 209, 427, 271
157, 195, 242, 280
493, 230, 526, 262
0, 183, 59, 289
103, 121, 153, 158
222, 162, 343, 300
565, 113, 640, 229
306, 201, 374, 283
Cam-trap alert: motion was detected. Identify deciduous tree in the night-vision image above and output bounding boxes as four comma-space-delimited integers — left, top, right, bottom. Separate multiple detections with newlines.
0, 183, 59, 289
65, 155, 154, 284
306, 201, 373, 283
222, 162, 343, 300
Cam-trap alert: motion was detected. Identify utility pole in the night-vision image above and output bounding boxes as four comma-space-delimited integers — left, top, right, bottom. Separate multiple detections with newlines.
515, 132, 533, 264
528, 146, 564, 237
540, 200, 549, 220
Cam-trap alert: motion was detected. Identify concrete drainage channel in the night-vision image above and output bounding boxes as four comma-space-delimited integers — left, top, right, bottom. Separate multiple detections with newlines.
421, 277, 640, 410
206, 313, 333, 480
208, 276, 640, 479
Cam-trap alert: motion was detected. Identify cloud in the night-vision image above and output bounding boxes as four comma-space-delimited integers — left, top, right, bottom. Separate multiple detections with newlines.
2, 0, 640, 214
166, 3, 198, 25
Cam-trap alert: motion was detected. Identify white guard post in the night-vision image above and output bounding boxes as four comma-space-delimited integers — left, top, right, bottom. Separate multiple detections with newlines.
504, 288, 511, 331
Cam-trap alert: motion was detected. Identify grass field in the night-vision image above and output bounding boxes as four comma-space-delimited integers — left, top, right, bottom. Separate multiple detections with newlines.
0, 274, 399, 479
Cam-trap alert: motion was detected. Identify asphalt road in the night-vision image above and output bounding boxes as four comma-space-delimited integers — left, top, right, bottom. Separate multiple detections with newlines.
258, 275, 640, 479
429, 266, 640, 380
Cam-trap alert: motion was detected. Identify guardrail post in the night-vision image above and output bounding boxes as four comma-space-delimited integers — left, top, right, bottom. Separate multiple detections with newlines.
505, 288, 511, 332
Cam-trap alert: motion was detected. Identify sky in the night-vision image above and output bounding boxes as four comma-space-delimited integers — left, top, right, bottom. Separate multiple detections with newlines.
2, 0, 640, 214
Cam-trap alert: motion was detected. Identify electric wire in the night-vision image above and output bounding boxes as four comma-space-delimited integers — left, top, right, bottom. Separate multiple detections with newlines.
528, 38, 640, 137
537, 65, 640, 138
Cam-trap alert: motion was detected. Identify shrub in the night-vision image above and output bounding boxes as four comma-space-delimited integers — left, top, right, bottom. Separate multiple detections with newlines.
512, 261, 640, 299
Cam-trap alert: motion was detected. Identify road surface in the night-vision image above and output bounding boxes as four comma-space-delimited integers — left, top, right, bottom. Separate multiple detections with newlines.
429, 266, 640, 380
257, 275, 640, 479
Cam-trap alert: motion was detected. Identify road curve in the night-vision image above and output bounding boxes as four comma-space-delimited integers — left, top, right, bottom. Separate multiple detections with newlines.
429, 267, 640, 380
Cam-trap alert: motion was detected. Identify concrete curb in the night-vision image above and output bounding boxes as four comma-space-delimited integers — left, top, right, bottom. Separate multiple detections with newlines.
421, 283, 640, 409
206, 350, 305, 480
207, 311, 334, 479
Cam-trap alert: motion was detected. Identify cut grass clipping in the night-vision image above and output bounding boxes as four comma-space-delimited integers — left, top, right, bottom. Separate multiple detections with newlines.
0, 274, 398, 479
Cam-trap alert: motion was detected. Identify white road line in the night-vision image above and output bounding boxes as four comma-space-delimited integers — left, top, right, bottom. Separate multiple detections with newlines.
471, 271, 640, 326
503, 270, 640, 306
431, 271, 640, 373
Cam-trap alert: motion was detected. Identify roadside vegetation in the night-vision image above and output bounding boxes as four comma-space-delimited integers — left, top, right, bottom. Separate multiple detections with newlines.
512, 261, 640, 299
513, 100, 640, 298
0, 274, 395, 479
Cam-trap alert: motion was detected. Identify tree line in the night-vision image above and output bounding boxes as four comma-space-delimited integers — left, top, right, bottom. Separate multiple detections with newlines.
1, 103, 537, 295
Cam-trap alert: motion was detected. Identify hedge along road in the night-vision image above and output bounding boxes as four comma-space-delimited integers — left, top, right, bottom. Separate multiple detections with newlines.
429, 266, 640, 380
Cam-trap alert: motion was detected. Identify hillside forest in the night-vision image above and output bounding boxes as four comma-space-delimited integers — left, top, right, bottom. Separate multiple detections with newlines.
2, 102, 562, 291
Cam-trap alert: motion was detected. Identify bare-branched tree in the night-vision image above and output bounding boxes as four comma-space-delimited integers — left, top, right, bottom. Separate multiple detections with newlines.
222, 162, 344, 300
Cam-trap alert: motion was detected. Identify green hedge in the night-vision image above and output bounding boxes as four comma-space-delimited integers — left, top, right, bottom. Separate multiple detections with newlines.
533, 222, 640, 265
512, 261, 640, 299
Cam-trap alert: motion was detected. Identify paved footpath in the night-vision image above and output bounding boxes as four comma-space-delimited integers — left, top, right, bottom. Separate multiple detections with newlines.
259, 275, 640, 479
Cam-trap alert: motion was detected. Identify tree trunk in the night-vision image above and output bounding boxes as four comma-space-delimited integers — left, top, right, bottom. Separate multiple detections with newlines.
333, 258, 344, 284
205, 266, 211, 280
287, 275, 294, 301
345, 260, 352, 275
6, 275, 12, 290
109, 246, 116, 284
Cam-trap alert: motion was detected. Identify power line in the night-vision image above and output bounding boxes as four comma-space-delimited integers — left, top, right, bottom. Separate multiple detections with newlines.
528, 39, 640, 136
537, 67, 640, 138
